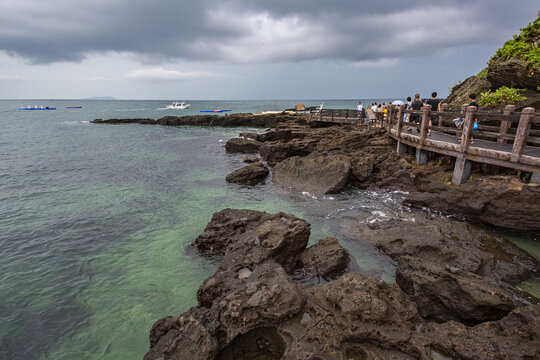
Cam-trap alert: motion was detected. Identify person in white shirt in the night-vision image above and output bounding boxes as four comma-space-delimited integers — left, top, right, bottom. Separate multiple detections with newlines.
356, 101, 363, 118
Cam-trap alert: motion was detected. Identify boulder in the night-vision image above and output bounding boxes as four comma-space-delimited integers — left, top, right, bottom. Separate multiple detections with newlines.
192, 209, 274, 256
351, 214, 539, 324
487, 58, 540, 91
298, 237, 350, 278
225, 162, 269, 185
273, 152, 351, 196
192, 209, 310, 271
225, 138, 261, 153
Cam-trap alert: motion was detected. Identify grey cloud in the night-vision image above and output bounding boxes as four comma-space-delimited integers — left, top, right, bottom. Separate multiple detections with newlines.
0, 0, 536, 64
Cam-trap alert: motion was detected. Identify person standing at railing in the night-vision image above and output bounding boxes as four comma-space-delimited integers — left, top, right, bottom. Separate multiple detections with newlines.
405, 96, 412, 124
408, 94, 423, 132
426, 92, 441, 136
356, 101, 363, 119
454, 93, 479, 143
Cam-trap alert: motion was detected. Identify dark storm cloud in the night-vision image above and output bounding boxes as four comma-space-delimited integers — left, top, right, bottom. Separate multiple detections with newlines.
0, 0, 536, 64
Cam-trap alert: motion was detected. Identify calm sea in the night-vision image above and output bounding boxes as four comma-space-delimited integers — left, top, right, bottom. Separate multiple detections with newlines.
0, 99, 538, 360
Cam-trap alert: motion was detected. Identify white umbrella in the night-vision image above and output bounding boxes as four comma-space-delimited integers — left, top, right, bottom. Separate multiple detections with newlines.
392, 100, 405, 105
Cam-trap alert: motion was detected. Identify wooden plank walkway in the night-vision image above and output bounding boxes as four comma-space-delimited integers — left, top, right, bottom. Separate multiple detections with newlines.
309, 104, 540, 185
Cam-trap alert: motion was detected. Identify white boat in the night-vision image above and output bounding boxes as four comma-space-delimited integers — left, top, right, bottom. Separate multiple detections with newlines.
166, 101, 190, 109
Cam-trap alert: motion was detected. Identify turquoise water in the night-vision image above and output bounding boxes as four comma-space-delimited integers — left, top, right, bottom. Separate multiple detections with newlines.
0, 100, 537, 359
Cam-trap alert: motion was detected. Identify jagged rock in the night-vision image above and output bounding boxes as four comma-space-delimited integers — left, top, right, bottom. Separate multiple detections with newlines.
192, 209, 274, 255
298, 237, 350, 278
192, 209, 310, 271
273, 152, 351, 196
225, 138, 261, 153
404, 176, 540, 232
258, 138, 316, 165
487, 58, 540, 91
225, 162, 269, 185
396, 256, 523, 324
351, 214, 539, 324
411, 304, 540, 360
445, 75, 493, 110
145, 210, 540, 360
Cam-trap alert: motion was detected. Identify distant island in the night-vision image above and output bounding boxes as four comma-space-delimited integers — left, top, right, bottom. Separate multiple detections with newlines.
81, 96, 117, 100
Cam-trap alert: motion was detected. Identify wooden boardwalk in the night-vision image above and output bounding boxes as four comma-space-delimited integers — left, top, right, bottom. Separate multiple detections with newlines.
309, 105, 540, 185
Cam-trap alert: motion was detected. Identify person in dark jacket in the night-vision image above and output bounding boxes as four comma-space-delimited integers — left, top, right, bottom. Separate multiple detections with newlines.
426, 92, 440, 135
409, 93, 423, 132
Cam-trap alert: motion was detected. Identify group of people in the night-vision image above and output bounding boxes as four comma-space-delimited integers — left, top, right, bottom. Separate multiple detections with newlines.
356, 91, 479, 142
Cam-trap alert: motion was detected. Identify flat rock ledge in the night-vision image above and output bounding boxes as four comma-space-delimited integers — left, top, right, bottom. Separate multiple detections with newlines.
144, 209, 540, 360
92, 113, 304, 128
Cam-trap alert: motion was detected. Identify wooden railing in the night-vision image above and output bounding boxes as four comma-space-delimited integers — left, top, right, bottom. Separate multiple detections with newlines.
308, 108, 364, 123
308, 103, 540, 184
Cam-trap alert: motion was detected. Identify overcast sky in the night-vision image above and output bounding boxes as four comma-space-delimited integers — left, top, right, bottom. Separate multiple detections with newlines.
0, 0, 537, 100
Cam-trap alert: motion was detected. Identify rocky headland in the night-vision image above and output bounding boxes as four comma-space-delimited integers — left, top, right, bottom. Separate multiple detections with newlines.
144, 209, 540, 359
224, 122, 540, 232
446, 15, 539, 110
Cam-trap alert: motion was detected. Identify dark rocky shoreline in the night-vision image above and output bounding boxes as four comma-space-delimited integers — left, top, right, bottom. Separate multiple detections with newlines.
92, 113, 304, 128
93, 113, 540, 359
144, 209, 540, 359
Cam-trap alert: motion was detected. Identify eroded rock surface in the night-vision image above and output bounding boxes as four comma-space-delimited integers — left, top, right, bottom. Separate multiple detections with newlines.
92, 113, 304, 127
352, 214, 539, 324
225, 138, 261, 154
145, 210, 540, 360
273, 152, 351, 196
404, 176, 540, 232
225, 162, 269, 185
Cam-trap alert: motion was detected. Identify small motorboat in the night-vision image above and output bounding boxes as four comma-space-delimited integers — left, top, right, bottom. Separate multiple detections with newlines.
15, 105, 56, 110
166, 101, 190, 109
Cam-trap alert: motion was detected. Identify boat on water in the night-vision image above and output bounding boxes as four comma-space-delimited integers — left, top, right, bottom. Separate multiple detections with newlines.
66, 106, 82, 109
15, 105, 56, 110
166, 101, 190, 109
200, 109, 231, 113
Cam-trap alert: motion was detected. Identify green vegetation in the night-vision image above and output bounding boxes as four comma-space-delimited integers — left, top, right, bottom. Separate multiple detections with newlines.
489, 16, 540, 74
477, 68, 488, 78
479, 86, 527, 106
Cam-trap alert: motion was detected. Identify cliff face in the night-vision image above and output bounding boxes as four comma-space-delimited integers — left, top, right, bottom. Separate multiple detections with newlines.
446, 15, 540, 110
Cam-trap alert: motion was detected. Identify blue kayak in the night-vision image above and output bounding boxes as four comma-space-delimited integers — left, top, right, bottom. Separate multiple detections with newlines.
200, 109, 231, 113
16, 107, 56, 110
67, 106, 82, 109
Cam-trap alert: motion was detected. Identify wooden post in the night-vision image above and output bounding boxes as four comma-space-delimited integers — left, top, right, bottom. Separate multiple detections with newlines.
386, 104, 394, 133
510, 107, 535, 163
456, 104, 468, 139
498, 105, 515, 144
452, 158, 472, 185
396, 105, 405, 137
460, 105, 477, 152
331, 109, 334, 122
419, 104, 431, 145
438, 103, 448, 127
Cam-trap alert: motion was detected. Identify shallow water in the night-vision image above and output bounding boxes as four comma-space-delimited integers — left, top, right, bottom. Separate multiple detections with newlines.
0, 100, 537, 360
